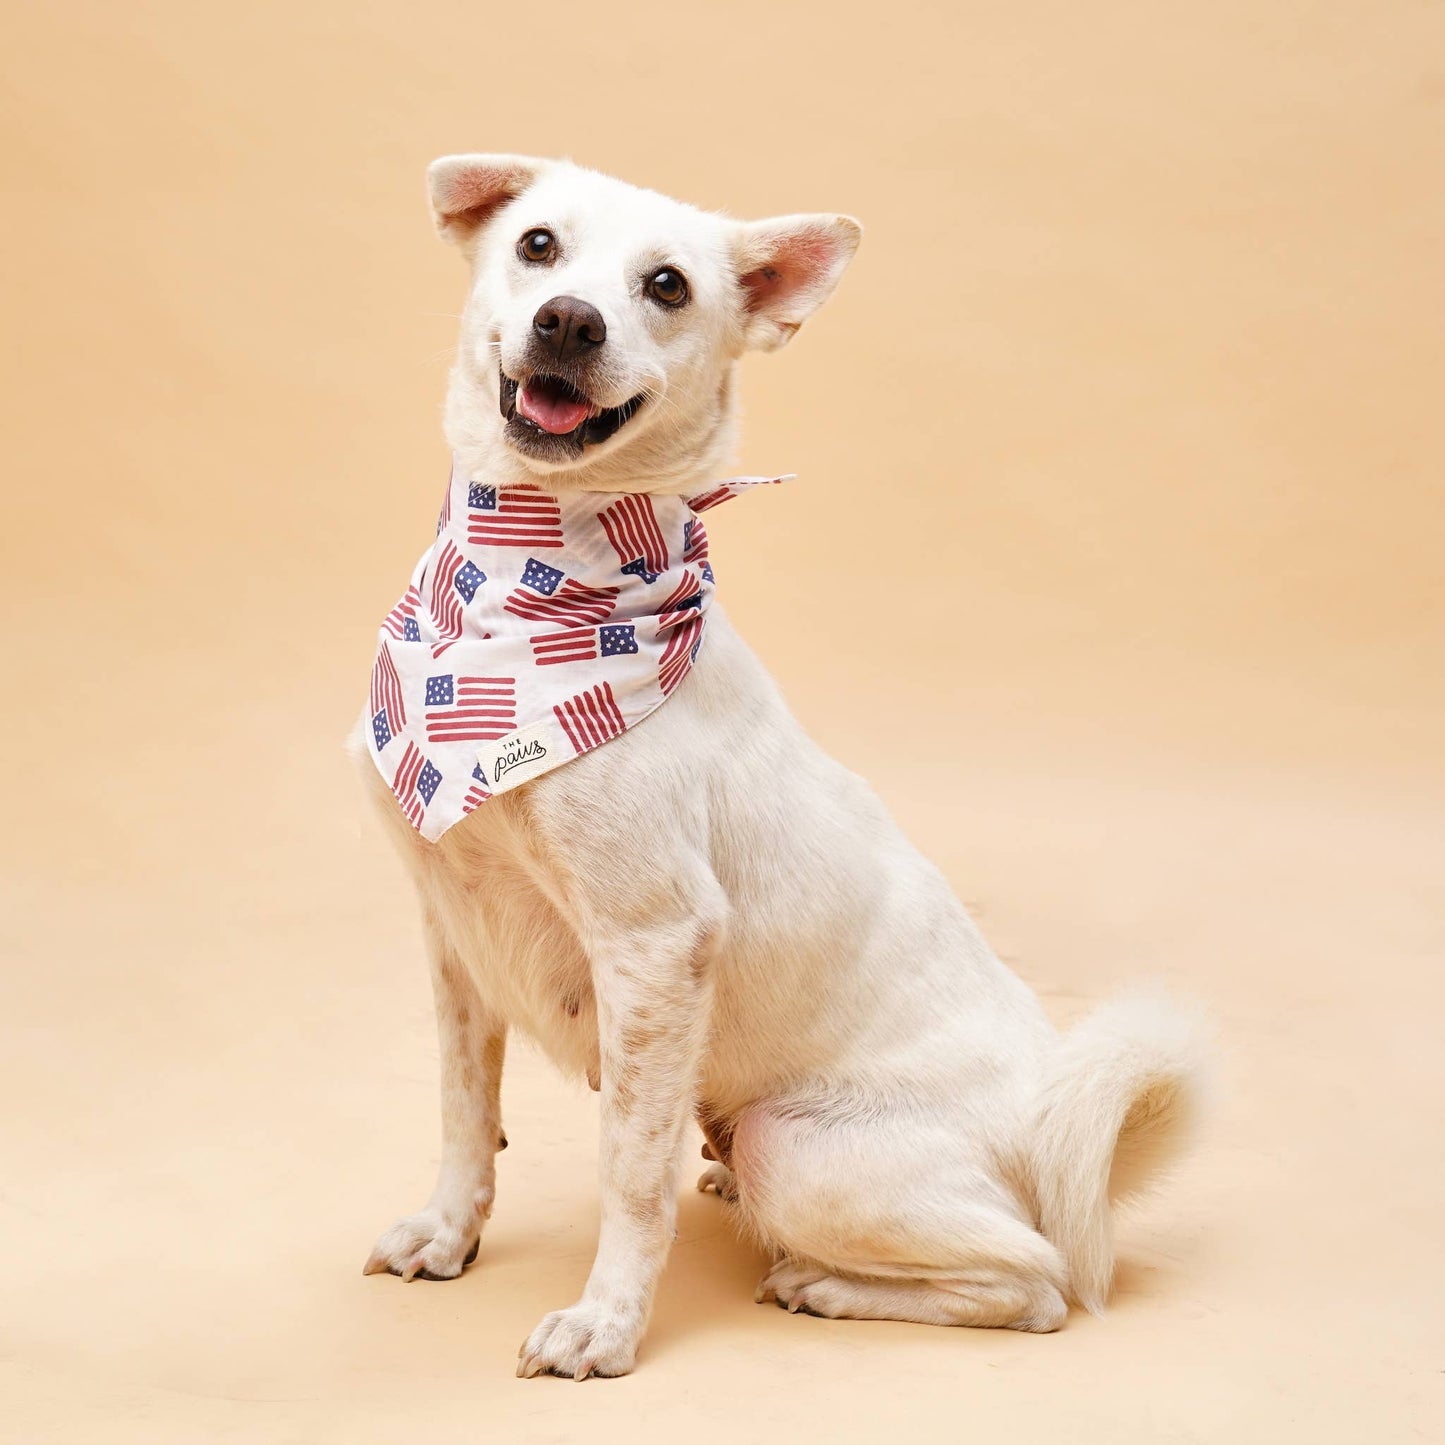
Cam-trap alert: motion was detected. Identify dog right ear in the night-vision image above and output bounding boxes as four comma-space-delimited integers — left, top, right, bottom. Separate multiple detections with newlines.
426, 154, 548, 247
732, 213, 863, 352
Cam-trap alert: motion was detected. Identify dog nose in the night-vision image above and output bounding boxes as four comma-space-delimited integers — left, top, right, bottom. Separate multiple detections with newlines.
532, 296, 607, 362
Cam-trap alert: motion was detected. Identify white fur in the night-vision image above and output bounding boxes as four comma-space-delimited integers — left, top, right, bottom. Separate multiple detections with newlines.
357, 157, 1209, 1378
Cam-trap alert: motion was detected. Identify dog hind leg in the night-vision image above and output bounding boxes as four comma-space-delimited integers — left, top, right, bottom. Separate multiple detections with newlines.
757, 1259, 1066, 1332
730, 1102, 1067, 1332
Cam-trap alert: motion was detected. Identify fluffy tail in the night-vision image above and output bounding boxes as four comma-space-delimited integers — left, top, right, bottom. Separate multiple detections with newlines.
1029, 989, 1212, 1313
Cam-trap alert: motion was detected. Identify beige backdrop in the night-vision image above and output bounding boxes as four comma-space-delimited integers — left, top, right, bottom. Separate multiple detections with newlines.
3, 2, 1442, 1440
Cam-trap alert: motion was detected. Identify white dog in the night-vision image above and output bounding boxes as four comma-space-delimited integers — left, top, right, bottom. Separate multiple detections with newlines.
354, 155, 1209, 1380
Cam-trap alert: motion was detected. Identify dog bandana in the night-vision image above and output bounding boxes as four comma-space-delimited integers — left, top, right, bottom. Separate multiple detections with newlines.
366, 456, 787, 841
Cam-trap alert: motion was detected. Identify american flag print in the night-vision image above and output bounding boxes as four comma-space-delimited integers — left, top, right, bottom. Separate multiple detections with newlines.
428, 541, 486, 640
382, 584, 422, 640
686, 476, 786, 512
659, 612, 704, 695
599, 494, 669, 582
503, 557, 618, 628
369, 642, 406, 741
517, 557, 563, 594
656, 569, 703, 628
366, 455, 788, 841
600, 623, 638, 656
468, 482, 565, 548
530, 621, 637, 666
424, 674, 518, 743
554, 681, 627, 755
462, 762, 492, 814
390, 741, 436, 828
683, 484, 733, 513
530, 626, 598, 666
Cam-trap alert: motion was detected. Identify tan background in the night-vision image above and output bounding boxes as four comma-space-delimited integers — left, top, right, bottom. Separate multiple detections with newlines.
3, 1, 1442, 1439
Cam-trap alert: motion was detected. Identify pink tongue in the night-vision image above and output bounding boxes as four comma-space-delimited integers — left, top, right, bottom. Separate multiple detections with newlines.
518, 384, 592, 435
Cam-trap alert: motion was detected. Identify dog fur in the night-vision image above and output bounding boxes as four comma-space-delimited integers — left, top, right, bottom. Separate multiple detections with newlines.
354, 155, 1210, 1379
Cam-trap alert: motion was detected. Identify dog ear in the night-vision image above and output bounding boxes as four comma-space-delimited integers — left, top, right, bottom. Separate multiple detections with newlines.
733, 213, 862, 351
427, 154, 548, 247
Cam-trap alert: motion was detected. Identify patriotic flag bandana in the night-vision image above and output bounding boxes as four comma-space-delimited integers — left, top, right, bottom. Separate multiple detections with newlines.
366, 456, 788, 842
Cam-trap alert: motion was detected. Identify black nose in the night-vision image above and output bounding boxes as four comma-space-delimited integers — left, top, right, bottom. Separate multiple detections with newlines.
532, 295, 607, 362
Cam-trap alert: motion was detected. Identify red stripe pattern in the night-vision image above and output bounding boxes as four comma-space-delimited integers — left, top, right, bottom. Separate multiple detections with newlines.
369, 642, 406, 731
685, 477, 785, 513
656, 568, 703, 628
429, 542, 467, 639
381, 585, 421, 640
390, 742, 427, 828
683, 485, 734, 514
462, 765, 492, 815
598, 495, 669, 579
503, 577, 617, 627
468, 484, 564, 548
424, 675, 518, 743
682, 518, 708, 564
553, 681, 626, 755
659, 613, 704, 695
530, 626, 598, 666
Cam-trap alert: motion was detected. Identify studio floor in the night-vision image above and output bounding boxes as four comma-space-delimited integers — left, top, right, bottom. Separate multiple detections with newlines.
5, 704, 1441, 1440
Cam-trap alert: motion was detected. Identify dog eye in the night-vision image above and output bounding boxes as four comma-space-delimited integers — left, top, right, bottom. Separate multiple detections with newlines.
517, 229, 556, 264
646, 268, 689, 308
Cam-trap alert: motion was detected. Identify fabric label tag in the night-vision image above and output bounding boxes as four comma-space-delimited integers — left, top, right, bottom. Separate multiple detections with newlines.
477, 719, 555, 795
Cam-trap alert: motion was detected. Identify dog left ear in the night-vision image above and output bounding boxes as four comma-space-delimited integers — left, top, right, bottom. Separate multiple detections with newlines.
427, 153, 548, 248
733, 213, 862, 351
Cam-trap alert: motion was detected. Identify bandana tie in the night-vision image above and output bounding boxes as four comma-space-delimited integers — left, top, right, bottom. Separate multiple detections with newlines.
365, 456, 786, 841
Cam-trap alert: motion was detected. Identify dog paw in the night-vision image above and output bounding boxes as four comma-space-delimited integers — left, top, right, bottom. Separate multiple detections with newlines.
516, 1301, 642, 1380
696, 1162, 738, 1201
754, 1258, 831, 1312
362, 1205, 483, 1283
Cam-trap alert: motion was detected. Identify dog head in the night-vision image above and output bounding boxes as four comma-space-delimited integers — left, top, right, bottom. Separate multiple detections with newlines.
428, 155, 861, 491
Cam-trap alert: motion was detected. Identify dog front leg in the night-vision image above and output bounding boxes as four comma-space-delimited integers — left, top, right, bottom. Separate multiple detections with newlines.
517, 916, 716, 1379
365, 925, 507, 1282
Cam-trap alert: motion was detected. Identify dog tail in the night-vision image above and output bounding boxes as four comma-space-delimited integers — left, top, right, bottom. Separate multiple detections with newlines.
1027, 987, 1211, 1313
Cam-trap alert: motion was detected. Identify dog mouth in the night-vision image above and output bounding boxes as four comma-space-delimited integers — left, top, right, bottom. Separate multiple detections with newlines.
499, 367, 646, 452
